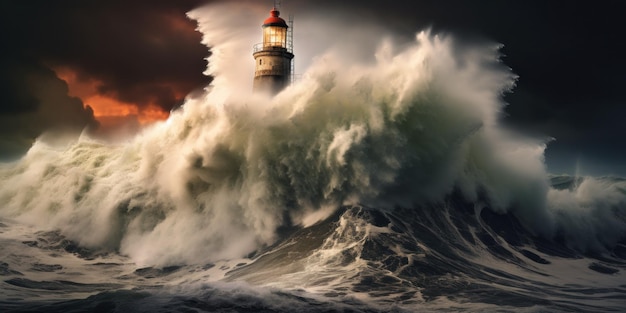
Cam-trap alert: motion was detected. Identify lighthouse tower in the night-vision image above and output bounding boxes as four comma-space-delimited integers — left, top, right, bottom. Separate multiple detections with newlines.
252, 7, 294, 95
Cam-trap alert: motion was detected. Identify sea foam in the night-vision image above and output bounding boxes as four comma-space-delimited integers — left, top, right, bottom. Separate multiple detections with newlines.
0, 2, 623, 267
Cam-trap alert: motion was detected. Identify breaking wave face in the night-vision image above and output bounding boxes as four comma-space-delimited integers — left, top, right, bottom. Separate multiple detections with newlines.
1, 3, 625, 269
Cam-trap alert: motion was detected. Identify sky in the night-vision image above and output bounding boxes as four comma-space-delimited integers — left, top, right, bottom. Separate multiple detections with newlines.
1, 0, 624, 176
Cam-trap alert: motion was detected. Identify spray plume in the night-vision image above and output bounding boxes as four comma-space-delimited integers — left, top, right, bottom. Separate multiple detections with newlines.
0, 2, 624, 266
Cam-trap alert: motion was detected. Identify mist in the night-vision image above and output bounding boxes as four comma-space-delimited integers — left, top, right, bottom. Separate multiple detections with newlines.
0, 2, 624, 268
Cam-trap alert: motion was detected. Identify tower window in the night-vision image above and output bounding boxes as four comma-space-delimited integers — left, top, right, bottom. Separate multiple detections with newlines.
259, 59, 263, 65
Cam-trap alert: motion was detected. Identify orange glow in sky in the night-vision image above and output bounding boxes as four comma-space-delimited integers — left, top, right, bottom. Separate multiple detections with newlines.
54, 67, 170, 126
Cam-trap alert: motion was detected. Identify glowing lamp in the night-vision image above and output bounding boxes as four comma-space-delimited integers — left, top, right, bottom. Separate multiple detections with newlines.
262, 8, 288, 49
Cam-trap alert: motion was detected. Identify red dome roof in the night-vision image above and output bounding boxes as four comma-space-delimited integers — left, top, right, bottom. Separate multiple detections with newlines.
263, 8, 288, 27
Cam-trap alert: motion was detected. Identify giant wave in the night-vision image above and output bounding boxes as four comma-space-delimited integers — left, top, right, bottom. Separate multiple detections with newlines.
1, 2, 625, 312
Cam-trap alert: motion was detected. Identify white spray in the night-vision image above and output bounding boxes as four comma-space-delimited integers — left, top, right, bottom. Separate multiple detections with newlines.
0, 2, 624, 267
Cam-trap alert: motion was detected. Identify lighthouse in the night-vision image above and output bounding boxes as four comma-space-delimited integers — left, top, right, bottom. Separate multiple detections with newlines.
252, 7, 294, 95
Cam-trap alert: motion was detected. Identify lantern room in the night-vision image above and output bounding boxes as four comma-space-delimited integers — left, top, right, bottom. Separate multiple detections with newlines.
262, 8, 288, 49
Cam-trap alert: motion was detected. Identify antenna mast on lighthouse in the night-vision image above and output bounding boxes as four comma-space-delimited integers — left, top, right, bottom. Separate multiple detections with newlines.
288, 14, 294, 84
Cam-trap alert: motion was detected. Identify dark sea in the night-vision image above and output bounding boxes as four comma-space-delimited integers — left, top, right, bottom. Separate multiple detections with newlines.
1, 3, 625, 311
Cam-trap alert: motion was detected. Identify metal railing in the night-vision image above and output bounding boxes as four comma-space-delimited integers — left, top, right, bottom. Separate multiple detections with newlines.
253, 42, 291, 53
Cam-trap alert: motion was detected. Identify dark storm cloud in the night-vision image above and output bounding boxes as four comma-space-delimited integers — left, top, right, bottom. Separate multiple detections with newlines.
0, 0, 210, 158
0, 54, 99, 159
2, 0, 210, 111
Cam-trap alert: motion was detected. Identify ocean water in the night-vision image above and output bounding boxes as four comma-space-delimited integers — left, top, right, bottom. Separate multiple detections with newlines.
1, 3, 625, 312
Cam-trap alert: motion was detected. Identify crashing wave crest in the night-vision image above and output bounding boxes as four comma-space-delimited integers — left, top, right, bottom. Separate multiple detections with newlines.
0, 3, 624, 267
